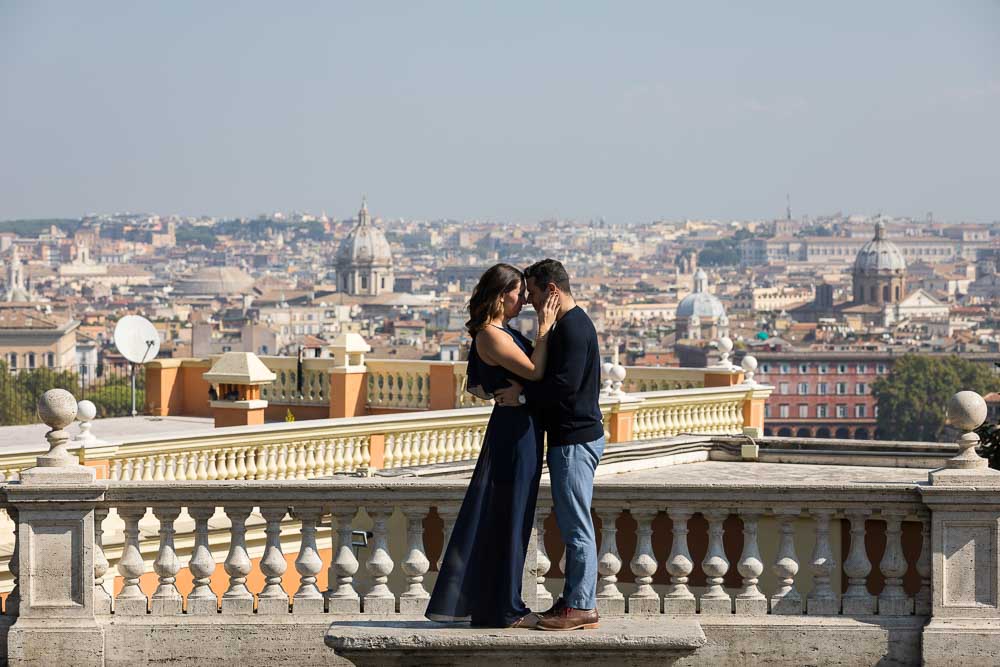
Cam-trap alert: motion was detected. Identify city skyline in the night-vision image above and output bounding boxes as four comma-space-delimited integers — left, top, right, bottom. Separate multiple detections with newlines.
2, 2, 998, 223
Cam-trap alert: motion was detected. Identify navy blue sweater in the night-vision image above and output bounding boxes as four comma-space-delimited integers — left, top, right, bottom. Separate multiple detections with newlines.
524, 306, 604, 447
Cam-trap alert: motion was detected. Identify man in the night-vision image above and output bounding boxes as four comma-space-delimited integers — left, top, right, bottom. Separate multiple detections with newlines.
495, 258, 604, 631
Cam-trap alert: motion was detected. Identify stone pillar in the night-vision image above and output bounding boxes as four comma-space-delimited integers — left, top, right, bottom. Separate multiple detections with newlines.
328, 333, 370, 418
7, 389, 106, 666
921, 391, 1000, 666
429, 363, 459, 411
144, 358, 183, 416
741, 386, 770, 439
606, 397, 642, 444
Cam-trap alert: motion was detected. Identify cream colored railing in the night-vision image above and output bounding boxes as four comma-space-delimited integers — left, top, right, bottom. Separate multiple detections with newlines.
623, 366, 708, 392
257, 356, 333, 405
632, 386, 754, 440
365, 360, 432, 410
452, 362, 493, 408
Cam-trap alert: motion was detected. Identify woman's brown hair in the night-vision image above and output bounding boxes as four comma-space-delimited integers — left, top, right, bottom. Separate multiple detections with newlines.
466, 263, 523, 336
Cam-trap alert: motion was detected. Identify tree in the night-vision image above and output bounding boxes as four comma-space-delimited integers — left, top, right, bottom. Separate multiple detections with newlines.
872, 355, 997, 442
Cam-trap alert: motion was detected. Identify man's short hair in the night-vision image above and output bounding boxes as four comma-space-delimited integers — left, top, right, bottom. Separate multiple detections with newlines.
524, 258, 572, 295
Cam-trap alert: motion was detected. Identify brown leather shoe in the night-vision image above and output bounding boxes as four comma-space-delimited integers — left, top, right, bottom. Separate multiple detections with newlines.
536, 606, 599, 631
537, 597, 566, 619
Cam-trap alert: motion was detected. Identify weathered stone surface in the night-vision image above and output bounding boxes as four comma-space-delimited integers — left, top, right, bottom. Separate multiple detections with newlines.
326, 617, 705, 666
922, 618, 1000, 666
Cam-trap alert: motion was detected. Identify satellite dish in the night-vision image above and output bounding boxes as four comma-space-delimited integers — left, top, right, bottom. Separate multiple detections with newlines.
113, 316, 160, 417
114, 315, 160, 364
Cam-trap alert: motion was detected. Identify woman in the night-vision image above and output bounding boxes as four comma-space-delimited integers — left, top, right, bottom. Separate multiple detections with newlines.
426, 263, 559, 628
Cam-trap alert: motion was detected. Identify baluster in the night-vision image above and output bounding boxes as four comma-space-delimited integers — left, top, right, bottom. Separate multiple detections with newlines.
122, 458, 134, 481
358, 436, 370, 471
92, 508, 111, 614
629, 509, 660, 614
770, 508, 802, 614
700, 509, 732, 614
305, 441, 318, 477
195, 451, 208, 480
462, 428, 475, 460
472, 426, 484, 457
187, 506, 218, 614
221, 506, 254, 614
242, 448, 257, 479
153, 455, 166, 481
807, 508, 839, 615
115, 506, 149, 615
235, 448, 248, 480
323, 440, 336, 475
663, 508, 696, 614
226, 449, 239, 480
6, 509, 18, 616
245, 447, 258, 480
151, 507, 182, 614
533, 511, 554, 610
327, 507, 361, 613
142, 456, 155, 481
879, 510, 912, 615
110, 460, 122, 480
444, 429, 457, 463
735, 510, 767, 615
400, 432, 414, 467
418, 431, 431, 466
400, 508, 431, 614
255, 447, 269, 480
333, 438, 346, 473
293, 506, 325, 613
383, 434, 397, 469
257, 506, 289, 614
915, 513, 931, 615
842, 509, 875, 614
285, 444, 299, 479
276, 445, 289, 479
595, 508, 625, 616
206, 450, 219, 479
363, 508, 395, 614
183, 452, 197, 480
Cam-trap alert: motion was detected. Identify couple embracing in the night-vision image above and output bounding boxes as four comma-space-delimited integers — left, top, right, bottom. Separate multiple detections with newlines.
426, 259, 604, 631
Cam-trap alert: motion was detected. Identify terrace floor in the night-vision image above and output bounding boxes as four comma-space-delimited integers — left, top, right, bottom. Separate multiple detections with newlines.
0, 415, 214, 453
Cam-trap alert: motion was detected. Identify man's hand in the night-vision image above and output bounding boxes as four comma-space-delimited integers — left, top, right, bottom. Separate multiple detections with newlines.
494, 381, 523, 407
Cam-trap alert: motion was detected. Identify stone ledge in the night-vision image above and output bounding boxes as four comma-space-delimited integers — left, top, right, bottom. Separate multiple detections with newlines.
325, 617, 705, 666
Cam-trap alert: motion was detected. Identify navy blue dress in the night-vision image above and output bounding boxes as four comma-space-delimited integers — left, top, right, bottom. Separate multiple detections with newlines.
425, 326, 544, 627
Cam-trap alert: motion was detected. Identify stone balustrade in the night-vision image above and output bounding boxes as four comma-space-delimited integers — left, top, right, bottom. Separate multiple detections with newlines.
365, 360, 433, 410
3, 388, 1000, 665
0, 383, 768, 483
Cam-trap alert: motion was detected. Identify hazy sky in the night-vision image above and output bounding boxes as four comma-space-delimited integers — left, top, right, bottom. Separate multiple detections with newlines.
1, 2, 997, 223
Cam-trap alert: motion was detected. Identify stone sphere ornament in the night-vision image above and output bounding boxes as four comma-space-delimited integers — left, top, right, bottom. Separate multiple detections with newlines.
77, 399, 97, 422
37, 389, 78, 430
946, 391, 987, 432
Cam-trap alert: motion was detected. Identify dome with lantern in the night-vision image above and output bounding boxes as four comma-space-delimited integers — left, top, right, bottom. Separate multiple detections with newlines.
335, 198, 395, 296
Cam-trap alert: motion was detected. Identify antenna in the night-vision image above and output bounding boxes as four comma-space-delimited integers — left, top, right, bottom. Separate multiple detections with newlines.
113, 315, 161, 417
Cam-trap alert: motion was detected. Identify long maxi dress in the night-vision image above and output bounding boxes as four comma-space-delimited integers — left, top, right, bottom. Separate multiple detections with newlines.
425, 325, 544, 627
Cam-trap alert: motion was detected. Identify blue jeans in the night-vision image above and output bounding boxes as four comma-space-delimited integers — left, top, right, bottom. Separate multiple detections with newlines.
547, 435, 604, 610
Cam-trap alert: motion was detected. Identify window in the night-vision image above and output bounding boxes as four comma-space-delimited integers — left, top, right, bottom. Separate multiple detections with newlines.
780, 363, 790, 374
856, 382, 867, 395
836, 404, 848, 418
361, 275, 368, 289
760, 363, 770, 373
836, 382, 848, 395
857, 363, 867, 373
779, 382, 789, 395
6, 353, 15, 369
877, 364, 887, 374
779, 404, 790, 418
27, 353, 36, 369
797, 382, 809, 395
799, 364, 809, 373
817, 404, 828, 418
798, 404, 809, 418
46, 352, 55, 367
874, 405, 879, 417
764, 404, 772, 418
818, 364, 829, 374
855, 404, 867, 418
838, 364, 848, 373
817, 382, 828, 396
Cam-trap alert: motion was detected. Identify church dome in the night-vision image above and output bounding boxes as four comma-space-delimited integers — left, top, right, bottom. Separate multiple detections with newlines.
854, 220, 906, 275
176, 266, 255, 296
676, 269, 727, 319
336, 198, 393, 267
